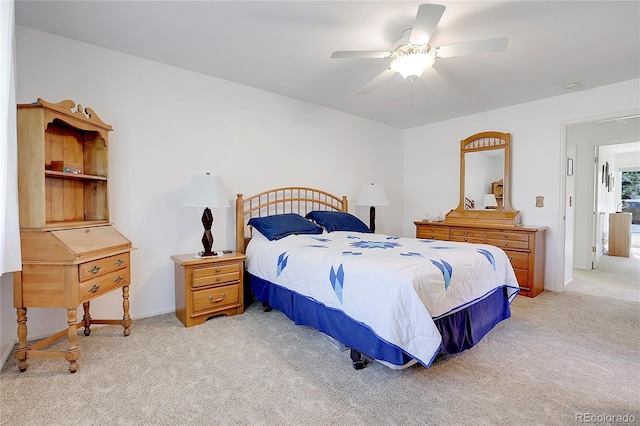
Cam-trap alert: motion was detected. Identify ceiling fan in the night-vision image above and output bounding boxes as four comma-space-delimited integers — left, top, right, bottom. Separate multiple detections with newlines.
331, 3, 509, 94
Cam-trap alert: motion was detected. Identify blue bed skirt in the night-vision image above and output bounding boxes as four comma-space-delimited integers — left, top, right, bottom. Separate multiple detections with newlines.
248, 273, 513, 368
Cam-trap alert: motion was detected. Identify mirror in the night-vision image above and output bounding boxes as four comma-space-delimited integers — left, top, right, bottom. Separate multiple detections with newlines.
464, 149, 504, 209
445, 131, 521, 226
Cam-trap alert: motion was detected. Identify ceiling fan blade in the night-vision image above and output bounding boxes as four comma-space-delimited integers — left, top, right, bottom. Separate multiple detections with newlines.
331, 51, 391, 59
357, 68, 396, 94
435, 36, 509, 58
409, 3, 446, 45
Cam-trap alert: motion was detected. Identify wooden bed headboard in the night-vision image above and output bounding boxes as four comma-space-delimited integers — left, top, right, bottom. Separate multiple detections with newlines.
235, 187, 348, 253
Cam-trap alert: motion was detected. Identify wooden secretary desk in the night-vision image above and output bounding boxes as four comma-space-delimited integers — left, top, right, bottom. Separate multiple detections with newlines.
13, 99, 133, 373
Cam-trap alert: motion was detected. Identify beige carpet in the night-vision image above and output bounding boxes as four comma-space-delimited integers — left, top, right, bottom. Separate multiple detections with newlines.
1, 253, 639, 426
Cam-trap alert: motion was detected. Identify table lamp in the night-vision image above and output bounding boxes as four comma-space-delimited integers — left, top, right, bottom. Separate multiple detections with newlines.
182, 172, 229, 257
357, 183, 389, 233
483, 193, 498, 209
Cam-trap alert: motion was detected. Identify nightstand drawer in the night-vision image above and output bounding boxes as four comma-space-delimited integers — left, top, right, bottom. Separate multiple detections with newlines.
192, 284, 239, 313
192, 263, 240, 288
78, 267, 130, 302
79, 253, 129, 281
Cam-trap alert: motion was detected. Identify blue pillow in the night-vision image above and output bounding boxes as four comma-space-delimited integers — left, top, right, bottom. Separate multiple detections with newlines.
305, 211, 371, 233
248, 213, 323, 241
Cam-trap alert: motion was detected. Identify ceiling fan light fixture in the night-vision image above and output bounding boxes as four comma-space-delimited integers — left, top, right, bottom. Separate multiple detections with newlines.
390, 51, 434, 81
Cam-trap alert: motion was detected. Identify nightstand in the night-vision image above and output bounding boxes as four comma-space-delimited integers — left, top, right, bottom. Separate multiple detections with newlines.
171, 252, 246, 327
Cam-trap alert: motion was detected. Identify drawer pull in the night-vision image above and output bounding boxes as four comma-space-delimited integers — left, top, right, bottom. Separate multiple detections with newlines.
88, 284, 101, 293
88, 265, 101, 274
209, 293, 225, 303
216, 268, 221, 272
504, 234, 509, 238
114, 259, 125, 266
113, 276, 124, 284
503, 242, 509, 246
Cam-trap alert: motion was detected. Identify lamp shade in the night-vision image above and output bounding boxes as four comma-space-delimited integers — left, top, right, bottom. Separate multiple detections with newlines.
182, 172, 229, 208
483, 193, 498, 209
390, 52, 434, 81
357, 183, 389, 207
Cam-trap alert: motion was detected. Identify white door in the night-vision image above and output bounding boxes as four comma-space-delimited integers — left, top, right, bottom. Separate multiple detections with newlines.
592, 147, 605, 269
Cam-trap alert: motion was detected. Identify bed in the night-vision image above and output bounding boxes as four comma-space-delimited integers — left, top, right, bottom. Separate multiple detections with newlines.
235, 187, 519, 369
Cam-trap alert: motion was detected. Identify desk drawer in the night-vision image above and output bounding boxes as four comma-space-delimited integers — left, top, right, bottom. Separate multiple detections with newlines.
192, 284, 239, 313
79, 253, 129, 282
78, 267, 130, 302
193, 263, 240, 288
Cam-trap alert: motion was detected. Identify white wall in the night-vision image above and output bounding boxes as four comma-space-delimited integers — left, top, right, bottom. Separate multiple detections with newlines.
403, 79, 640, 292
1, 26, 403, 346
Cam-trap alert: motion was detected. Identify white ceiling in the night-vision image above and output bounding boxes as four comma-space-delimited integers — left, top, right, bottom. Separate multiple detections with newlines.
14, 1, 640, 129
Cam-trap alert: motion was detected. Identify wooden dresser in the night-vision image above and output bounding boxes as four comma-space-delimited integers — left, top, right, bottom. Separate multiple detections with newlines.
13, 99, 133, 373
415, 221, 547, 297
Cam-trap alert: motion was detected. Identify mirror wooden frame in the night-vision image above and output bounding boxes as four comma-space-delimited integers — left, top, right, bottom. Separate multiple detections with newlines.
445, 131, 521, 227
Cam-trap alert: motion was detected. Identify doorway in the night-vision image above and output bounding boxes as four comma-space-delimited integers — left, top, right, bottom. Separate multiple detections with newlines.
562, 114, 640, 291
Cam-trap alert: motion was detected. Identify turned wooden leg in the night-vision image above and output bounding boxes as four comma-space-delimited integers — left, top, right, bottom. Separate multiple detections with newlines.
15, 307, 29, 372
66, 308, 80, 373
82, 301, 92, 336
122, 285, 131, 336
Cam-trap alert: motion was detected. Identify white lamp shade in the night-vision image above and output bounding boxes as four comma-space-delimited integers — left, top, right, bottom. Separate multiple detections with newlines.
357, 183, 389, 207
182, 173, 229, 208
390, 52, 434, 80
483, 193, 498, 208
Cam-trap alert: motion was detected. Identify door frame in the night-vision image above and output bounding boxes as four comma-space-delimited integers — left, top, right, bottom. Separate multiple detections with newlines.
559, 110, 640, 290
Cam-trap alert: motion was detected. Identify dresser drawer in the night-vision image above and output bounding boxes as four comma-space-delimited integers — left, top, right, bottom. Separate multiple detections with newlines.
192, 263, 240, 288
513, 268, 530, 289
450, 228, 484, 243
451, 236, 484, 244
78, 267, 130, 302
79, 253, 129, 282
192, 284, 239, 313
416, 225, 450, 240
486, 231, 529, 243
450, 228, 485, 238
504, 250, 529, 270
486, 238, 530, 250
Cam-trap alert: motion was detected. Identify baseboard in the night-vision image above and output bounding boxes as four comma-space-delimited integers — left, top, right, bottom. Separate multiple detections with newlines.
1, 338, 17, 371
0, 309, 176, 371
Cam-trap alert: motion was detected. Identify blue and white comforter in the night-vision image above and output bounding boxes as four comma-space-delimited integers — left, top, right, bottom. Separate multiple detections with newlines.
246, 230, 519, 366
